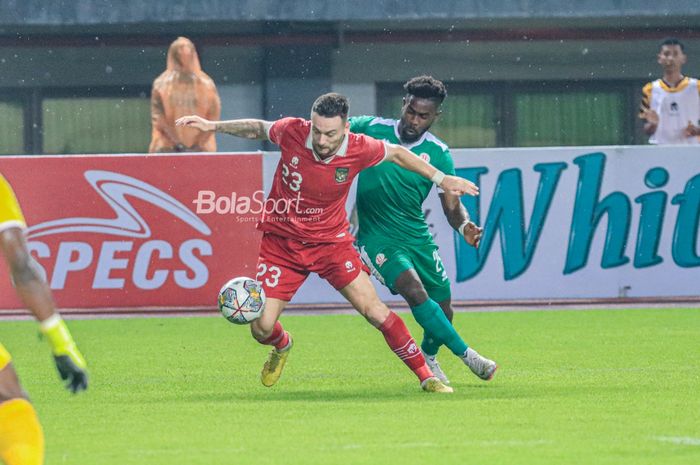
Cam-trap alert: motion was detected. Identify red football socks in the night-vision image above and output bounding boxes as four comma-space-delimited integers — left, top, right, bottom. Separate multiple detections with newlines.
378, 311, 432, 382
259, 321, 290, 350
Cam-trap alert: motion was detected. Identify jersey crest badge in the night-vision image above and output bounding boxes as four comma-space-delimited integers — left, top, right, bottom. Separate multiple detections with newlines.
375, 253, 386, 266
335, 167, 349, 183
419, 153, 431, 163
291, 156, 300, 167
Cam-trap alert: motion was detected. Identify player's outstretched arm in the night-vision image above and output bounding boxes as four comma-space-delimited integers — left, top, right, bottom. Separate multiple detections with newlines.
383, 143, 479, 197
175, 115, 273, 141
0, 228, 88, 393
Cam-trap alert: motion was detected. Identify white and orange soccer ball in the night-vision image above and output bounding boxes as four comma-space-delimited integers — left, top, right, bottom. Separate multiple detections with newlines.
217, 277, 266, 324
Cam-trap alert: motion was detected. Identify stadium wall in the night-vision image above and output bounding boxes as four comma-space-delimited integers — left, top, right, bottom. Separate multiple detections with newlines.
2, 36, 700, 154
2, 145, 697, 314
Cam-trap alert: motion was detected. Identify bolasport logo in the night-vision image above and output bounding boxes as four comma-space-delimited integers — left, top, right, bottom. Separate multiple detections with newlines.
193, 190, 324, 222
26, 170, 213, 291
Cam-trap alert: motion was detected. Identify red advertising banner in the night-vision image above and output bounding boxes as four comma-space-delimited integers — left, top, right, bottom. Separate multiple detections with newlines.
0, 153, 263, 311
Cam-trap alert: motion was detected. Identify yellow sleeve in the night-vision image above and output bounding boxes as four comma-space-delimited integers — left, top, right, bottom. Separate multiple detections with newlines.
0, 174, 26, 231
641, 82, 653, 111
0, 343, 11, 371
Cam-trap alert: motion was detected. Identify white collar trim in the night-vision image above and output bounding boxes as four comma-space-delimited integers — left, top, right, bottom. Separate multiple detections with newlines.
305, 127, 349, 164
393, 120, 428, 150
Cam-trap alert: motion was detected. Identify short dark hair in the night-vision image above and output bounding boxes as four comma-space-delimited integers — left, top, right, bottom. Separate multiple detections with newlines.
311, 93, 349, 119
660, 37, 685, 52
404, 75, 447, 104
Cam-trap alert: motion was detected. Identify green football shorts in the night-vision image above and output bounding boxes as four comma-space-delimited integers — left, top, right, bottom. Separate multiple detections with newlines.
357, 238, 452, 303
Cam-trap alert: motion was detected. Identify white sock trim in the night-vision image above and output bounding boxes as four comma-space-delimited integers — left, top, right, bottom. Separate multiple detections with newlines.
458, 221, 469, 237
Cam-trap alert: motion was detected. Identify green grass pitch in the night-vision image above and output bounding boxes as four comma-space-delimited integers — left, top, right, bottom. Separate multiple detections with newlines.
1, 308, 699, 465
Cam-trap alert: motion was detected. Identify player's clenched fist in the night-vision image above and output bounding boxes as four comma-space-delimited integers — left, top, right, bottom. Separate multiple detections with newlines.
440, 176, 479, 197
175, 115, 216, 132
461, 221, 483, 248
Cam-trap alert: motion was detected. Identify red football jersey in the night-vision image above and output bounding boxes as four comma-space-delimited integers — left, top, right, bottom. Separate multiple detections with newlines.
259, 117, 386, 243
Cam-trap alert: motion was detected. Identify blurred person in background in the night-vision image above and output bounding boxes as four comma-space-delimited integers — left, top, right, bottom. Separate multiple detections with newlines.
0, 174, 88, 465
639, 37, 700, 144
149, 37, 221, 153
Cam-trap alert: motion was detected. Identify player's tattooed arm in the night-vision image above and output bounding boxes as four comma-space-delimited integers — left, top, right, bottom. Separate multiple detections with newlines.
175, 116, 272, 141
214, 120, 272, 140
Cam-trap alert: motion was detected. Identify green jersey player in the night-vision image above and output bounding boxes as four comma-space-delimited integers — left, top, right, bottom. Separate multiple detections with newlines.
350, 76, 497, 384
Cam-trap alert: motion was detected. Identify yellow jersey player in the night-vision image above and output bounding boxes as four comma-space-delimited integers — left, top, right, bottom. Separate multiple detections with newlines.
640, 37, 700, 144
0, 174, 88, 465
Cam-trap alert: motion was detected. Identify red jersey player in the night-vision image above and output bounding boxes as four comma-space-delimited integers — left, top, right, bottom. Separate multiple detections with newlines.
176, 93, 478, 393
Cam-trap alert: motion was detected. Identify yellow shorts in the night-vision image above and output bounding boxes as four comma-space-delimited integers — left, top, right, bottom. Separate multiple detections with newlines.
0, 343, 11, 371
0, 174, 26, 233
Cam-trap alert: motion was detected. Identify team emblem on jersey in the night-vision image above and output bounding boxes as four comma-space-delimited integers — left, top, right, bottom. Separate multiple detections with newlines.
419, 153, 431, 163
291, 156, 300, 167
335, 167, 349, 183
344, 260, 355, 272
375, 253, 386, 266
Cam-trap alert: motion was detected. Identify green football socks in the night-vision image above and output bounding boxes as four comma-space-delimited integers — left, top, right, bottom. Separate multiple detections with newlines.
411, 298, 468, 357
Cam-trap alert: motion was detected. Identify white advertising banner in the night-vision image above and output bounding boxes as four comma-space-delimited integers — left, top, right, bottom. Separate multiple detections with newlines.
266, 145, 700, 303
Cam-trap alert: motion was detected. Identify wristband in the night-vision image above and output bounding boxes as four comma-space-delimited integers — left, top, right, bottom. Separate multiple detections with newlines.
458, 222, 469, 237
430, 170, 445, 186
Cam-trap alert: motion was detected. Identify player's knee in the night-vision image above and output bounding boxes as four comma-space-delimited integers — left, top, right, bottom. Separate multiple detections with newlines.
0, 367, 29, 403
399, 284, 429, 307
249, 323, 271, 343
362, 301, 390, 328
0, 387, 28, 404
394, 272, 429, 307
440, 302, 454, 322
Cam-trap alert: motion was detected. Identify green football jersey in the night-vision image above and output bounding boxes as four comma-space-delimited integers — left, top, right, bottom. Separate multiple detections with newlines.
350, 115, 456, 245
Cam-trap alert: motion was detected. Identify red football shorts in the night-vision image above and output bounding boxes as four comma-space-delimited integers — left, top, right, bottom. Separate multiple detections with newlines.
256, 232, 369, 301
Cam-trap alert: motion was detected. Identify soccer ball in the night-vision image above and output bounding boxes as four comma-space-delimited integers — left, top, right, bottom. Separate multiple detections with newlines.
217, 277, 266, 324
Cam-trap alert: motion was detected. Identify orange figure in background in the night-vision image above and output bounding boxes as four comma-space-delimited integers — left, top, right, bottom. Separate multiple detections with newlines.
149, 37, 221, 153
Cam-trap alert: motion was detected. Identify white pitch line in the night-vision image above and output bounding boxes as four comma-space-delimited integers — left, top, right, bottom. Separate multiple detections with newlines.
653, 436, 700, 446
479, 439, 552, 446
324, 439, 552, 451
